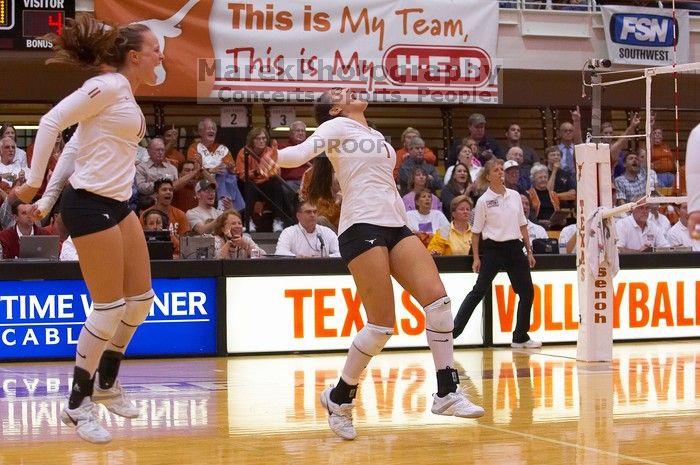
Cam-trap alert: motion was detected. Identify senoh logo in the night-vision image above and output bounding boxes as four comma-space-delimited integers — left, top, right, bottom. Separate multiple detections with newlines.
382, 45, 491, 88
610, 13, 677, 47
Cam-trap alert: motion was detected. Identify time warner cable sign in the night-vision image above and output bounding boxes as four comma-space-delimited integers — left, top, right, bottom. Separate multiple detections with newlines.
0, 278, 217, 359
601, 5, 689, 66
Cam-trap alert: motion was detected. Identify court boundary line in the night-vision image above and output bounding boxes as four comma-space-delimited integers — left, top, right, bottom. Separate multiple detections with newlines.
477, 423, 667, 465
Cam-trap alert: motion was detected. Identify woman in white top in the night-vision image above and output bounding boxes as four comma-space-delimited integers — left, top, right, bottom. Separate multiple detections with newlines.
267, 88, 484, 440
14, 16, 163, 444
212, 209, 264, 259
452, 159, 541, 349
406, 189, 450, 246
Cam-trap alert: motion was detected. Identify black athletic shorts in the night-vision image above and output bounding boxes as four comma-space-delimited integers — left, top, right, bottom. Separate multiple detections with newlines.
60, 185, 132, 238
338, 223, 414, 263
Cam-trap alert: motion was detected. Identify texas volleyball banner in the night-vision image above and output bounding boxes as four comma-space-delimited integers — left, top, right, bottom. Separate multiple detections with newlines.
94, 0, 499, 103
600, 5, 689, 66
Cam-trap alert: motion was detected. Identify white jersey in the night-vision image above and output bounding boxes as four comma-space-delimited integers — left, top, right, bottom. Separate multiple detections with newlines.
27, 73, 145, 201
277, 117, 407, 235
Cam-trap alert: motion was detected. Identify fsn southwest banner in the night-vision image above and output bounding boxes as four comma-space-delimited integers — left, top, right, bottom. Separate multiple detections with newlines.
0, 278, 217, 359
94, 0, 499, 104
600, 5, 689, 66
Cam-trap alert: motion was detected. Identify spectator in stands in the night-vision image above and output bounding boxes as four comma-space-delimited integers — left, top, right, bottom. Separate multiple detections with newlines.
448, 113, 504, 166
667, 203, 700, 250
406, 189, 450, 246
527, 163, 561, 229
142, 208, 178, 258
277, 120, 311, 193
171, 160, 211, 213
645, 126, 676, 188
140, 178, 190, 236
637, 148, 659, 192
403, 166, 441, 212
0, 201, 53, 259
235, 127, 295, 232
614, 152, 647, 206
504, 160, 527, 195
545, 145, 577, 209
558, 222, 578, 254
163, 126, 185, 168
135, 137, 179, 203
0, 136, 24, 192
505, 147, 533, 190
444, 143, 481, 185
398, 137, 442, 193
557, 107, 583, 173
186, 179, 220, 235
603, 114, 642, 178
394, 127, 438, 180
213, 209, 265, 259
616, 198, 670, 253
440, 163, 471, 218
275, 200, 340, 257
521, 194, 548, 240
427, 195, 473, 256
647, 193, 672, 234
504, 123, 538, 174
188, 117, 245, 212
142, 208, 167, 231
0, 124, 27, 168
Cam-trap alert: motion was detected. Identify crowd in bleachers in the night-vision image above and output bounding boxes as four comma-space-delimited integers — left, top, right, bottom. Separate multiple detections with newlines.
0, 108, 697, 261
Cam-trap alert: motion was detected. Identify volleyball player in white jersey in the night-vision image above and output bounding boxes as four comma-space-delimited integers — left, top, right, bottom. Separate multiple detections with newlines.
268, 88, 484, 440
687, 124, 700, 240
14, 16, 163, 444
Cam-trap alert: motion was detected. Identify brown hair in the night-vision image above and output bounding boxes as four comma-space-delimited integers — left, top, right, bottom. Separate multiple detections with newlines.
245, 127, 269, 148
212, 209, 242, 238
308, 92, 340, 203
44, 15, 150, 71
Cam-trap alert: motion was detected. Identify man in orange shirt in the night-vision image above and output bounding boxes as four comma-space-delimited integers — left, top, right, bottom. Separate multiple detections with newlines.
164, 126, 186, 168
140, 178, 190, 236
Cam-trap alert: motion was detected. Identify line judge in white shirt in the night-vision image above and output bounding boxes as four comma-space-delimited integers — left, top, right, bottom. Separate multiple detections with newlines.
275, 200, 340, 257
453, 159, 541, 349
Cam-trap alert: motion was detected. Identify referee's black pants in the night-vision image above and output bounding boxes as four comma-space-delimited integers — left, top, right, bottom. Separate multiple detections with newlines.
453, 239, 534, 343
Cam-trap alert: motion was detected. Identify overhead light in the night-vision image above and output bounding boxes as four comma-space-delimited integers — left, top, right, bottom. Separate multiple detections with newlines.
14, 125, 39, 130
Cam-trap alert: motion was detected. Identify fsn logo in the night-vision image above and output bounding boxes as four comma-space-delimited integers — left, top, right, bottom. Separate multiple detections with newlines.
610, 13, 677, 47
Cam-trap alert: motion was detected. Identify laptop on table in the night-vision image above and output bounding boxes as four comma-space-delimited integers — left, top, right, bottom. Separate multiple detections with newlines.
18, 235, 60, 260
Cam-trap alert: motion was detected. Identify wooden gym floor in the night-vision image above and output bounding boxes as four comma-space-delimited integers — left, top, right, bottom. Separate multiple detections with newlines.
0, 341, 698, 465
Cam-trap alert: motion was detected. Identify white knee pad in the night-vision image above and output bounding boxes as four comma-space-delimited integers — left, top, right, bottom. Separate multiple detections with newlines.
123, 289, 155, 327
85, 299, 127, 341
352, 323, 393, 357
425, 297, 454, 333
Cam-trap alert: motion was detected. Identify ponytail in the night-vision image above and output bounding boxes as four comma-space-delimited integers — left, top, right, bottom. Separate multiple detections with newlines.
44, 15, 149, 71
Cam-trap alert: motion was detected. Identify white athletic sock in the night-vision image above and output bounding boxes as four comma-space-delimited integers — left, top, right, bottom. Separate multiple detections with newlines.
425, 298, 455, 370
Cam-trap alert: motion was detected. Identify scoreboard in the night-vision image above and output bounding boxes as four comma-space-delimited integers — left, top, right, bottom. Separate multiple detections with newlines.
0, 0, 75, 50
